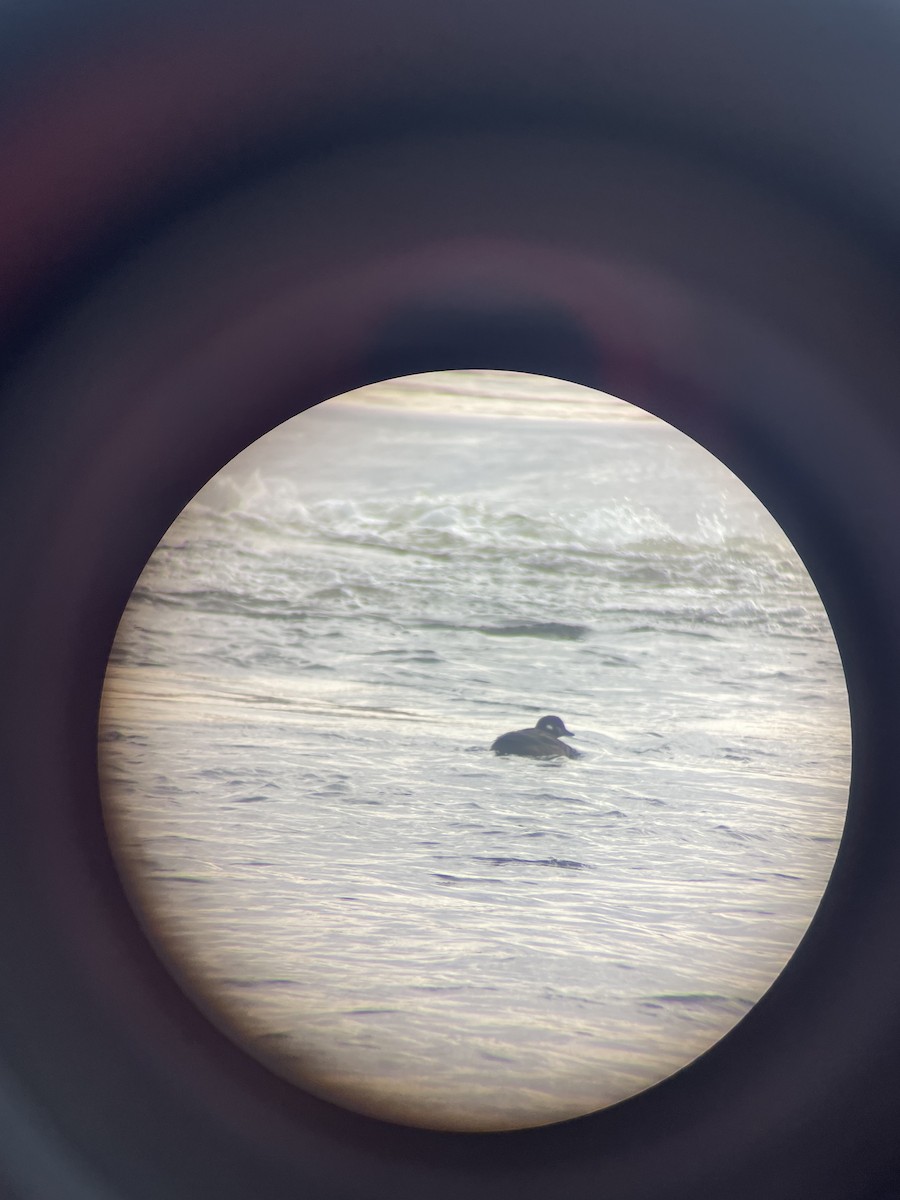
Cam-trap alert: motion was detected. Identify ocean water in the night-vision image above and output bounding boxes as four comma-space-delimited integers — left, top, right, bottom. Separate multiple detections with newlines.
99, 371, 851, 1131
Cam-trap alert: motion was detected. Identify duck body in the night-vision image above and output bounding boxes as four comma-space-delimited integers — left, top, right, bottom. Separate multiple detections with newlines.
491, 714, 580, 759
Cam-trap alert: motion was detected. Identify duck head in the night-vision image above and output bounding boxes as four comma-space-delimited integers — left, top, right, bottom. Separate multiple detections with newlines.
536, 715, 574, 739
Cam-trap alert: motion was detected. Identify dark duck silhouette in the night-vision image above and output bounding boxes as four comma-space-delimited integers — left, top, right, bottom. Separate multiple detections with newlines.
491, 715, 580, 759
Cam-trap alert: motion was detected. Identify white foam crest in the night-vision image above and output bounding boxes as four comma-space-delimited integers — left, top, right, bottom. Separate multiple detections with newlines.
171, 482, 807, 592
191, 469, 311, 524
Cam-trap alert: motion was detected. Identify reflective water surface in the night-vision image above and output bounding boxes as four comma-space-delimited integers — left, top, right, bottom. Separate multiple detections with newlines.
100, 371, 850, 1130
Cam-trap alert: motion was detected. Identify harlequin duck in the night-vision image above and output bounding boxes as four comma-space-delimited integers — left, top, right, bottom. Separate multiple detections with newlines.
491, 715, 580, 759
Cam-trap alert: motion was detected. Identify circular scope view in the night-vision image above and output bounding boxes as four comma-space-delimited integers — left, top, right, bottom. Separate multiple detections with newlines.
99, 370, 850, 1131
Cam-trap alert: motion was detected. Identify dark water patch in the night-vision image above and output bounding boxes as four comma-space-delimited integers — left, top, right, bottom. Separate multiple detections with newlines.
528, 791, 589, 805
472, 856, 590, 871
345, 1008, 401, 1016
713, 824, 763, 842
121, 852, 162, 873
136, 587, 310, 623
617, 620, 725, 640
372, 649, 444, 663
475, 621, 590, 641
615, 562, 671, 585
99, 729, 144, 744
233, 795, 269, 804
770, 872, 803, 882
541, 988, 608, 1008
320, 779, 350, 794
163, 876, 212, 885
310, 582, 392, 603
433, 872, 508, 886
109, 651, 166, 670
237, 860, 272, 867
222, 978, 302, 990
424, 982, 501, 994
410, 985, 465, 994
640, 993, 754, 1012
415, 619, 467, 634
